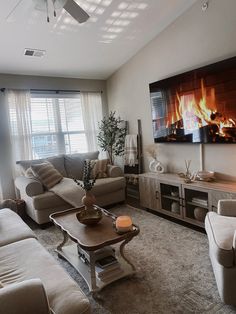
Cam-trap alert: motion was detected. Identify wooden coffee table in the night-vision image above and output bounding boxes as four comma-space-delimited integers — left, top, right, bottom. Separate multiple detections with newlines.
50, 206, 140, 293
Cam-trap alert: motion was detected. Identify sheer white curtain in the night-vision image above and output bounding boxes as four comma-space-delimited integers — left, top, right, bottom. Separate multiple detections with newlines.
6, 89, 33, 165
80, 92, 104, 153
0, 91, 13, 200
0, 90, 30, 199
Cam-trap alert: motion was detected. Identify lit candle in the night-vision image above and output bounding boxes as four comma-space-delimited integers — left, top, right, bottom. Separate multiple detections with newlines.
115, 216, 133, 233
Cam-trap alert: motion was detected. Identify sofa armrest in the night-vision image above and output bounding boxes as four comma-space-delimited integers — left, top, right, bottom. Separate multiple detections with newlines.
107, 164, 123, 178
15, 176, 44, 197
217, 199, 236, 217
0, 279, 51, 314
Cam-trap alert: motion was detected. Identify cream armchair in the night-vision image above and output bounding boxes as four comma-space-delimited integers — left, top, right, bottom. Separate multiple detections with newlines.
205, 199, 236, 305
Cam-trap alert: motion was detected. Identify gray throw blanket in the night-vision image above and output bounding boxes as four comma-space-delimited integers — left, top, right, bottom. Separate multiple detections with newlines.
50, 177, 84, 207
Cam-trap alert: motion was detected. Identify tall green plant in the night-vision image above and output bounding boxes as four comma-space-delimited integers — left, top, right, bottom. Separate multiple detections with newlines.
97, 111, 126, 165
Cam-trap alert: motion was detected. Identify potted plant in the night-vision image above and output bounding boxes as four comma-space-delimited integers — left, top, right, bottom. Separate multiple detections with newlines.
97, 111, 126, 165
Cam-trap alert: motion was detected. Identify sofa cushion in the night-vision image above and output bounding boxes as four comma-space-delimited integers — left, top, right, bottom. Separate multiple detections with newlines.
205, 212, 236, 267
46, 155, 67, 177
17, 155, 67, 177
0, 238, 90, 314
91, 177, 126, 196
32, 191, 70, 211
64, 151, 99, 179
91, 159, 109, 179
0, 279, 51, 314
0, 208, 36, 247
31, 162, 63, 189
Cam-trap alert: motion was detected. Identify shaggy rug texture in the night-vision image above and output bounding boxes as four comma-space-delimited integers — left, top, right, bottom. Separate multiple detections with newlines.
29, 205, 236, 314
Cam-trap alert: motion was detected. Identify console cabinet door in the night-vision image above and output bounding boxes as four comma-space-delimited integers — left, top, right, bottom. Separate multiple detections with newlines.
139, 176, 160, 211
182, 185, 211, 227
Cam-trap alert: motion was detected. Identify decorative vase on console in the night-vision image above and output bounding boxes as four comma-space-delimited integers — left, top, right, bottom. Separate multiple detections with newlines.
146, 144, 165, 174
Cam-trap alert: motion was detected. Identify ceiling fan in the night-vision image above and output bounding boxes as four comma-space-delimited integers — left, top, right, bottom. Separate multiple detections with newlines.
9, 0, 90, 24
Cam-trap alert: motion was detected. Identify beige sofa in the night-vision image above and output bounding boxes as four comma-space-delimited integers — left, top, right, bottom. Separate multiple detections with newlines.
15, 151, 126, 225
205, 199, 236, 305
0, 208, 90, 314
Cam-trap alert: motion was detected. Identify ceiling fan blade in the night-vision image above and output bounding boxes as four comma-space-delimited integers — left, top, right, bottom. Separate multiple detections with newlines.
63, 0, 89, 24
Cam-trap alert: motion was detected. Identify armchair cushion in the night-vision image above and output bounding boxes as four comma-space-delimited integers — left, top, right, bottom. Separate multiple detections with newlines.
0, 279, 51, 314
205, 211, 236, 267
218, 199, 236, 216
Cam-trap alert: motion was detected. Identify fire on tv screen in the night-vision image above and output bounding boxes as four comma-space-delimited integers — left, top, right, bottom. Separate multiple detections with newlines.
149, 56, 236, 143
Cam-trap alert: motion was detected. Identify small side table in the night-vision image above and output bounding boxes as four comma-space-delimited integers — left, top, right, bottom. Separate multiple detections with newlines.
50, 206, 140, 294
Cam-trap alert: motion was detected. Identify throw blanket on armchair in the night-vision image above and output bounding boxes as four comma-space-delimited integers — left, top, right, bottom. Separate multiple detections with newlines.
50, 178, 84, 207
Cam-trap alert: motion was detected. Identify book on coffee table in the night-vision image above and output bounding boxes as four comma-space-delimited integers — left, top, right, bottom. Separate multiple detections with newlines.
96, 267, 124, 283
78, 245, 115, 264
96, 255, 118, 268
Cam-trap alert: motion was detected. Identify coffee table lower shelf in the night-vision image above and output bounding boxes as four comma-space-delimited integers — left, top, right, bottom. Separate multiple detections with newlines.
56, 244, 136, 293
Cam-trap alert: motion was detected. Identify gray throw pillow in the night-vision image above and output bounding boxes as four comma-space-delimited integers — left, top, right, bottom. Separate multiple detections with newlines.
46, 155, 67, 177
17, 155, 66, 177
64, 151, 99, 179
16, 158, 44, 175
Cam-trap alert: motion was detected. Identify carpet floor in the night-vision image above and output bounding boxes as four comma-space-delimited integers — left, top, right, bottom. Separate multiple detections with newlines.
30, 205, 236, 314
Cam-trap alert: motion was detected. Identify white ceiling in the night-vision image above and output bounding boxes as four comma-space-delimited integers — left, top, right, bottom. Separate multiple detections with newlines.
0, 0, 197, 79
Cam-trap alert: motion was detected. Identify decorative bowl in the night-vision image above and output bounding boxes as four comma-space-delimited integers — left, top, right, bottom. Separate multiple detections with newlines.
197, 171, 215, 181
76, 207, 102, 226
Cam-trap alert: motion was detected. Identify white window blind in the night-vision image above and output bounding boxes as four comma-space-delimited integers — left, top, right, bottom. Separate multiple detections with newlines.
8, 90, 103, 161
30, 94, 88, 158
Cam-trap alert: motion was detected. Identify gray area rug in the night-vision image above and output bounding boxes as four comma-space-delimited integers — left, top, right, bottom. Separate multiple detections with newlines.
29, 205, 236, 314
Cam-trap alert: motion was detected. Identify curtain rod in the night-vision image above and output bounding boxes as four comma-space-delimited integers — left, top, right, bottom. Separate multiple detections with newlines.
0, 88, 103, 93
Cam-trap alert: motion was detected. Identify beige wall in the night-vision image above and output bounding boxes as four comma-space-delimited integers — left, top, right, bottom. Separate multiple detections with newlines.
0, 73, 107, 113
107, 0, 236, 180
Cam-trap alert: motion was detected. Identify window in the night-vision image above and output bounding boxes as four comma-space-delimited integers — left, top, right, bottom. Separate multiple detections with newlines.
8, 90, 103, 161
30, 94, 88, 158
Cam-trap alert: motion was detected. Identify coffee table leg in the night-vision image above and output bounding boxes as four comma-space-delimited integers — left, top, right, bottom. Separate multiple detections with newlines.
88, 251, 99, 293
120, 238, 136, 271
57, 231, 69, 252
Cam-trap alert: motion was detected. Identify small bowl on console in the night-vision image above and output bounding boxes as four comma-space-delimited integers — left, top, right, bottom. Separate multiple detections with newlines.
197, 171, 215, 181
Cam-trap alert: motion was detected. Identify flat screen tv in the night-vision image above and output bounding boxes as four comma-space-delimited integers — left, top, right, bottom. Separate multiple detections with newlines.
149, 56, 236, 143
